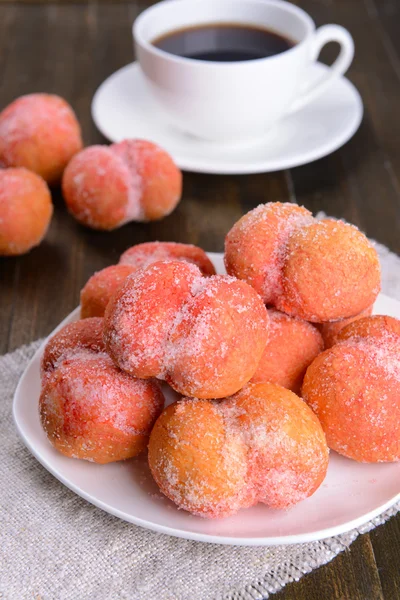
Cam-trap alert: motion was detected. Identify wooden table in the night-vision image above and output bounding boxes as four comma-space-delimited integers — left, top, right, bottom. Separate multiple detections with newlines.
1, 1, 399, 598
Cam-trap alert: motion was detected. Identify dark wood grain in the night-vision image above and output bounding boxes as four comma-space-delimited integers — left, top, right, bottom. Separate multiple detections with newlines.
275, 535, 385, 600
0, 1, 399, 599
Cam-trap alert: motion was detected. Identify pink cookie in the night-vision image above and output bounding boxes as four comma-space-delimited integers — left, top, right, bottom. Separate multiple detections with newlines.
104, 261, 269, 399
40, 352, 165, 464
119, 241, 216, 276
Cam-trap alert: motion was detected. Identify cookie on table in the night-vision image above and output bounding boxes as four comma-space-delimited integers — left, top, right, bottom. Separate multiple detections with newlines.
62, 140, 182, 230
0, 167, 53, 256
0, 93, 82, 184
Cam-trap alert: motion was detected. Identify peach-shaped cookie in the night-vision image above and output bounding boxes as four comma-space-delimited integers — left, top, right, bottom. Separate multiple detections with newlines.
40, 352, 164, 464
0, 94, 82, 184
62, 140, 182, 230
80, 264, 136, 318
148, 383, 329, 518
148, 399, 249, 518
225, 203, 381, 322
41, 317, 105, 381
302, 315, 400, 462
225, 202, 313, 303
277, 220, 381, 321
0, 168, 53, 255
119, 241, 216, 276
251, 309, 323, 393
104, 261, 269, 398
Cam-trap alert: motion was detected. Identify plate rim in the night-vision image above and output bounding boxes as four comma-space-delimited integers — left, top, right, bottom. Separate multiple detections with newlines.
91, 61, 364, 175
12, 253, 400, 546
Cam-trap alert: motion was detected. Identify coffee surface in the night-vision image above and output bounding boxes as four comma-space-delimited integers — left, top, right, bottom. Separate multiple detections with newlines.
152, 23, 295, 62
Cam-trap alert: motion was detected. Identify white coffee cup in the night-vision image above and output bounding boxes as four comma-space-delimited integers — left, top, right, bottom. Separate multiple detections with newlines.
133, 0, 354, 142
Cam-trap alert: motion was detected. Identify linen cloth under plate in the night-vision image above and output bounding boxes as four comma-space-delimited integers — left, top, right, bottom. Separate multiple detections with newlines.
2, 235, 400, 600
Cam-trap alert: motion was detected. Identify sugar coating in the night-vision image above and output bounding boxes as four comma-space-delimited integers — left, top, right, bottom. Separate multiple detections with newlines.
228, 384, 329, 509
119, 241, 216, 276
0, 167, 53, 256
0, 93, 82, 184
40, 352, 165, 464
80, 264, 136, 319
107, 141, 145, 223
251, 309, 324, 393
41, 317, 105, 382
224, 203, 381, 322
62, 139, 182, 230
104, 260, 269, 399
302, 315, 400, 462
148, 383, 329, 518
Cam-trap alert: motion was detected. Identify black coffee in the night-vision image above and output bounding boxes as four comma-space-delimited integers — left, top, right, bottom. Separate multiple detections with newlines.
152, 23, 294, 62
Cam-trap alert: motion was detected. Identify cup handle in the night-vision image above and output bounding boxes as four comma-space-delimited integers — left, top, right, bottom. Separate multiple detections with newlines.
288, 25, 354, 114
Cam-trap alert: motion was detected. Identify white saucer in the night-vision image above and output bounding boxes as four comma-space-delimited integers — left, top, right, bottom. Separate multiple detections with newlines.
92, 62, 363, 175
13, 253, 400, 546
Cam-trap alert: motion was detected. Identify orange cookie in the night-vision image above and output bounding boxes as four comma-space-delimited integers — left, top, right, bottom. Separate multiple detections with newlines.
62, 139, 182, 229
148, 399, 249, 518
317, 304, 374, 349
336, 314, 400, 344
251, 309, 323, 393
277, 220, 380, 321
229, 383, 329, 510
80, 264, 136, 318
148, 383, 329, 518
225, 202, 313, 303
0, 168, 53, 255
302, 315, 400, 462
0, 94, 82, 184
225, 204, 380, 322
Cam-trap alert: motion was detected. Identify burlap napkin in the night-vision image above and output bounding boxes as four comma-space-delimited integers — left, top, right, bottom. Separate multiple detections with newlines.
2, 236, 400, 600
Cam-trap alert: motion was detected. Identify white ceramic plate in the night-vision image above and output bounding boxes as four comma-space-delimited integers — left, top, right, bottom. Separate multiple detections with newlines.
13, 253, 400, 546
91, 62, 363, 175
